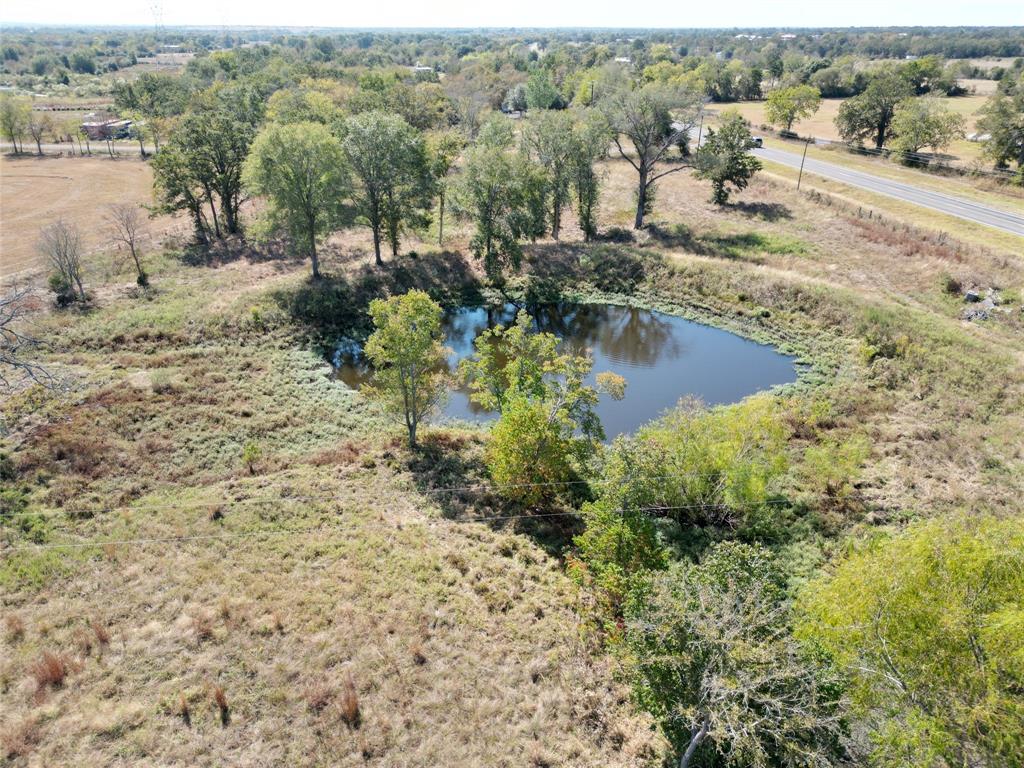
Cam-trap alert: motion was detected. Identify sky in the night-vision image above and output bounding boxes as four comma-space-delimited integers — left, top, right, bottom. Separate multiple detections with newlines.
0, 0, 1022, 29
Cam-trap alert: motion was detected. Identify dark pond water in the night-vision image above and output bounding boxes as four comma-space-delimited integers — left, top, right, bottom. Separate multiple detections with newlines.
333, 303, 799, 438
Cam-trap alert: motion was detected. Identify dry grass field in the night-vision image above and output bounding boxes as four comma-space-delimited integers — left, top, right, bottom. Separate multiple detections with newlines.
1, 148, 1023, 765
0, 155, 177, 280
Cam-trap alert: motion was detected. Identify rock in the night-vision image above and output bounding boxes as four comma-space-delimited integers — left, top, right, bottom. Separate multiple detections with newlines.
964, 289, 981, 303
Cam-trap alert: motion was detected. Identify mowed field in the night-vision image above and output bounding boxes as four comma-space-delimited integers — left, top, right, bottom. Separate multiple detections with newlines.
0, 154, 176, 280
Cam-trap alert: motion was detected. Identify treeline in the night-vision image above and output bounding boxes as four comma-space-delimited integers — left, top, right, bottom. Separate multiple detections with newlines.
4, 26, 1023, 94
110, 54, 762, 275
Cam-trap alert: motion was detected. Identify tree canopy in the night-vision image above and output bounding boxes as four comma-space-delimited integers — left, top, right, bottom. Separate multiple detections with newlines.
243, 121, 348, 279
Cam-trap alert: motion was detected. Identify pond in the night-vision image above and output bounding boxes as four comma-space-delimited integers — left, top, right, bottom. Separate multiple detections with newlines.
332, 303, 799, 438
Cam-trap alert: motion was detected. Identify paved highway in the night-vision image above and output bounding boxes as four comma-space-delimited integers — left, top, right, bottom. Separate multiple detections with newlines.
752, 143, 1024, 237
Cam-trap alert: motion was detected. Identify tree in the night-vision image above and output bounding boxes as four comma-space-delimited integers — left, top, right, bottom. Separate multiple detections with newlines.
151, 144, 213, 245
571, 109, 611, 241
0, 288, 54, 391
525, 69, 562, 111
113, 72, 190, 122
572, 395, 788, 621
455, 143, 546, 278
38, 220, 86, 305
170, 87, 262, 238
626, 543, 847, 768
461, 311, 624, 505
502, 83, 528, 113
342, 111, 432, 265
522, 110, 576, 239
764, 85, 822, 133
600, 82, 703, 228
364, 290, 448, 448
798, 514, 1024, 768
426, 129, 464, 245
113, 71, 189, 153
266, 87, 343, 127
0, 94, 30, 153
69, 49, 96, 74
836, 69, 914, 149
243, 121, 348, 280
694, 111, 762, 205
977, 81, 1024, 181
890, 97, 965, 156
106, 204, 149, 286
26, 111, 52, 156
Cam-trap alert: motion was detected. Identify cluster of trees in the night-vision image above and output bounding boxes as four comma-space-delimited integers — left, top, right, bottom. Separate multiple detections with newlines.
360, 293, 624, 482
835, 66, 967, 154
560, 391, 1021, 768
977, 71, 1024, 180
146, 53, 764, 276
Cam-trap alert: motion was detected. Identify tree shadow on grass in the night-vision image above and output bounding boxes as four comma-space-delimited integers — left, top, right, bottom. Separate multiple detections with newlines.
405, 431, 582, 558
176, 235, 299, 268
272, 250, 484, 341
522, 241, 648, 297
646, 224, 779, 263
727, 200, 793, 222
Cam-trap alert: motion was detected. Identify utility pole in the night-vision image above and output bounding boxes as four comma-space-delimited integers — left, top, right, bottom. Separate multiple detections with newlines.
695, 112, 705, 156
797, 137, 811, 191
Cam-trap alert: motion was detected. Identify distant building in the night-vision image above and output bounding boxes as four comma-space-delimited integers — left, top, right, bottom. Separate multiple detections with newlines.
614, 56, 631, 65
81, 118, 133, 141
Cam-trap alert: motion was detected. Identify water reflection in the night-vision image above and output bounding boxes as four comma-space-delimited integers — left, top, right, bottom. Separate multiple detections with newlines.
332, 303, 798, 437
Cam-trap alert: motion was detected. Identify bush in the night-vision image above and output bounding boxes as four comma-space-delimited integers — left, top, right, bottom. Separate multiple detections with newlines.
47, 272, 76, 307
800, 434, 870, 504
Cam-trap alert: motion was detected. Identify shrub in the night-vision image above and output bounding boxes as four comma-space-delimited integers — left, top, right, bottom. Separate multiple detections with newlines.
241, 441, 262, 474
800, 434, 871, 504
0, 452, 16, 482
47, 272, 76, 307
4, 614, 25, 642
939, 272, 962, 295
212, 685, 230, 726
339, 673, 361, 728
30, 651, 67, 691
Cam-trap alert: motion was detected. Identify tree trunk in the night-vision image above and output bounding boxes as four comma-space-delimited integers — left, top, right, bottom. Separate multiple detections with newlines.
372, 226, 382, 266
309, 222, 321, 280
222, 192, 238, 235
130, 246, 142, 279
35, 137, 42, 156
208, 194, 221, 240
679, 718, 709, 768
551, 198, 561, 240
634, 167, 648, 229
875, 119, 886, 150
137, 135, 146, 158
438, 192, 445, 245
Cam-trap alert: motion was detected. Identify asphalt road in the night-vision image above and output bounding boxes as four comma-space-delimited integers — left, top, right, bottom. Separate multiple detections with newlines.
752, 143, 1024, 237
